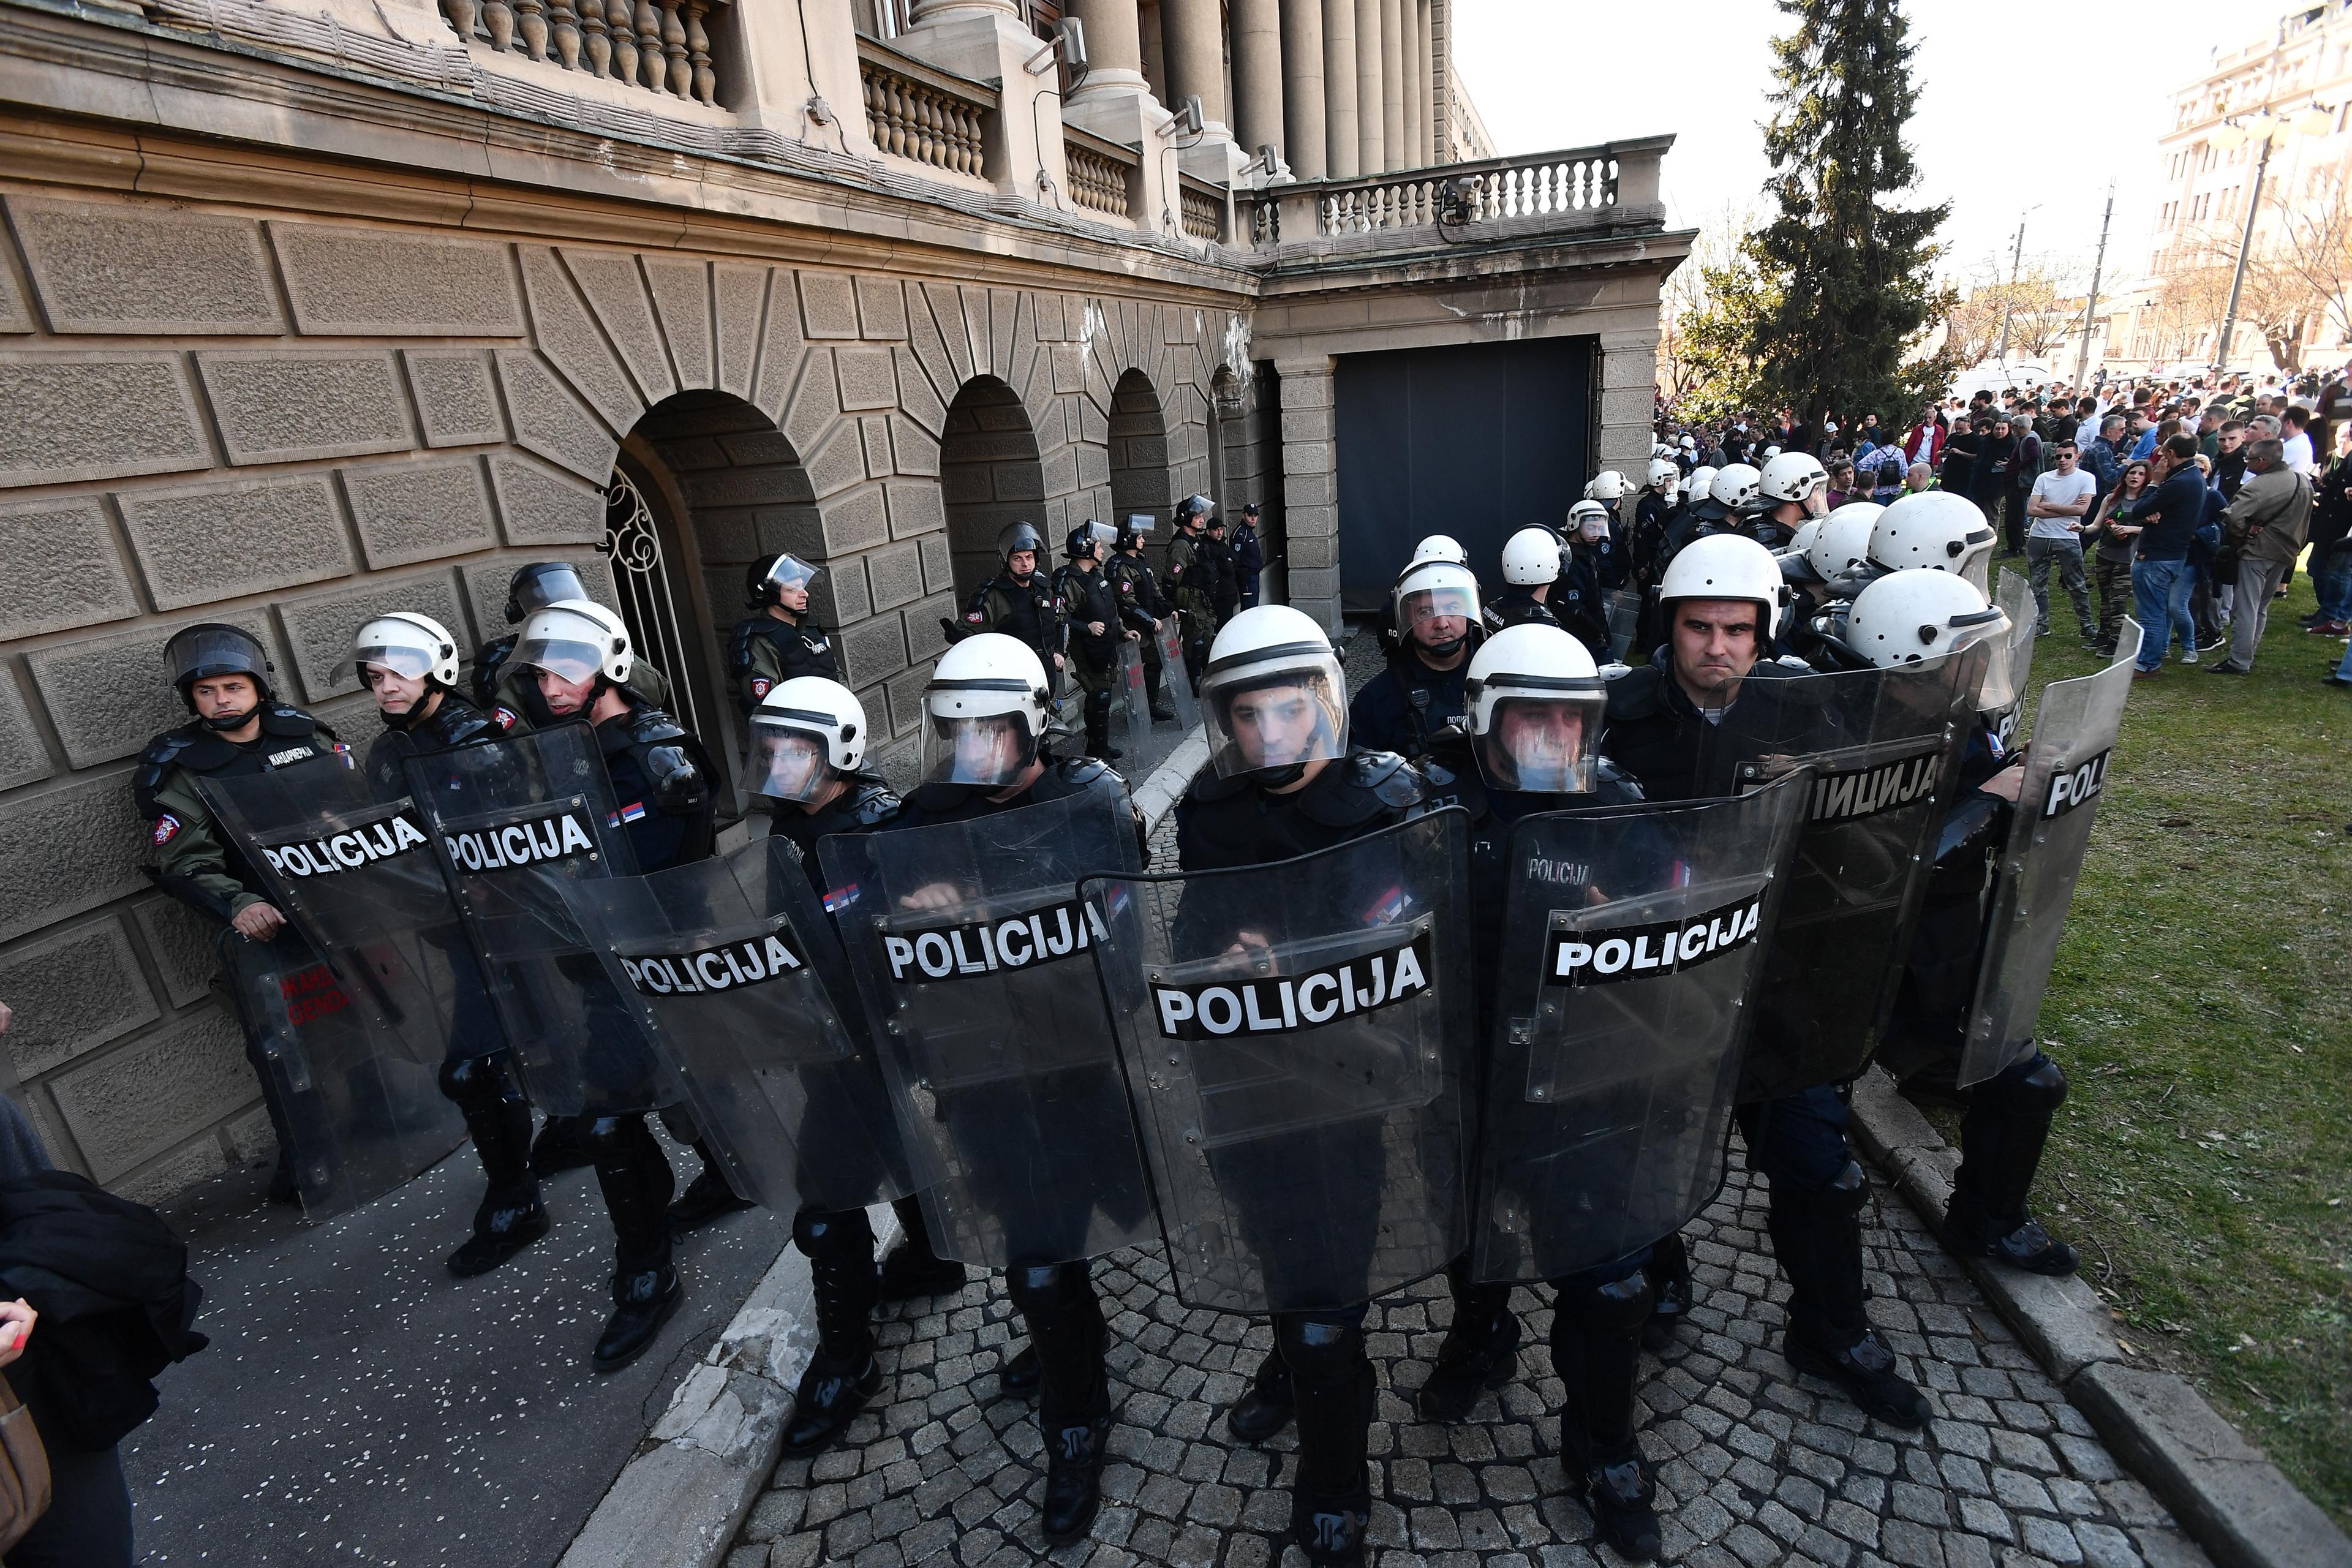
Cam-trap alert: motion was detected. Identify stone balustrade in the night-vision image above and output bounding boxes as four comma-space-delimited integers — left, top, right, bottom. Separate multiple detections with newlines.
1178, 174, 1224, 243
1248, 138, 1672, 251
439, 0, 729, 106
858, 36, 993, 179
1063, 127, 1140, 221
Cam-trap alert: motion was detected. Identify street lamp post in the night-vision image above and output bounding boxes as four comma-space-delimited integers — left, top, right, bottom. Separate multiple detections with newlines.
2210, 102, 2335, 372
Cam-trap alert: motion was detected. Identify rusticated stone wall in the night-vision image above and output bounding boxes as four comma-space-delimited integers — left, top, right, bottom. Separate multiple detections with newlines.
0, 181, 1261, 1200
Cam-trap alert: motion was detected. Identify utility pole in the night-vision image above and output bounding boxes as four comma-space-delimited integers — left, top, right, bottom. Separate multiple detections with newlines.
2074, 184, 2114, 390
2214, 132, 2277, 374
1994, 208, 2035, 364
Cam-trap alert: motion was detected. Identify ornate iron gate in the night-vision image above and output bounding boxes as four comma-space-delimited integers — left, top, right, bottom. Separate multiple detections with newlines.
601, 467, 711, 744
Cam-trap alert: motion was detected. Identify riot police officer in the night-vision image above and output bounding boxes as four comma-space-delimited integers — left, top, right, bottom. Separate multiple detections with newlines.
952, 522, 1066, 685
1373, 535, 1470, 657
472, 561, 671, 732
740, 677, 973, 1453
1853, 575, 2079, 1276
1600, 537, 1931, 1428
350, 612, 550, 1276
1105, 521, 1180, 721
1200, 512, 1242, 625
1055, 522, 1148, 761
137, 624, 341, 1205
727, 552, 837, 714
1232, 502, 1266, 608
1164, 496, 1219, 690
1757, 452, 1831, 549
507, 600, 742, 1368
1485, 527, 1566, 632
1414, 624, 1665, 1559
877, 634, 1148, 1544
1558, 501, 1618, 658
1349, 559, 1483, 758
1177, 606, 1437, 1566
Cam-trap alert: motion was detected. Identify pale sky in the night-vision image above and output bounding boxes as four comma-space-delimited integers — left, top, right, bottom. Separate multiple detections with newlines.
1452, 0, 2271, 290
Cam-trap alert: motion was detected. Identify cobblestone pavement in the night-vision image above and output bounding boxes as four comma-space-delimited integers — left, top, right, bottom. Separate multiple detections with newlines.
728, 1149, 2210, 1568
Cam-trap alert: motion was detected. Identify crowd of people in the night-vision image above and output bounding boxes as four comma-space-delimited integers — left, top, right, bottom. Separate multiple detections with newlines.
1654, 364, 2352, 682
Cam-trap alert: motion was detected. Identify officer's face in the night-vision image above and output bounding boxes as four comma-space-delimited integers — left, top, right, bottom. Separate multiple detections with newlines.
952, 715, 1026, 782
1671, 601, 1761, 698
1496, 701, 1587, 791
760, 733, 828, 801
363, 663, 429, 715
1008, 550, 1036, 579
538, 668, 597, 717
191, 674, 258, 722
1228, 681, 1324, 769
776, 581, 810, 613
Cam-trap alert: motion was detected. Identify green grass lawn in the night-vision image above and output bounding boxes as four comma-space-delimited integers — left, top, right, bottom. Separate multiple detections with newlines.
1987, 556, 2351, 1529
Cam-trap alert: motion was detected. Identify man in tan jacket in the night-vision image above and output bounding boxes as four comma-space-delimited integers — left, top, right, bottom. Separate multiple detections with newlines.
2211, 437, 2313, 676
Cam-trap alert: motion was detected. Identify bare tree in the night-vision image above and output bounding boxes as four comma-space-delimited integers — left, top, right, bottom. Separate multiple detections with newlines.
1658, 203, 1758, 407
2264, 173, 2352, 362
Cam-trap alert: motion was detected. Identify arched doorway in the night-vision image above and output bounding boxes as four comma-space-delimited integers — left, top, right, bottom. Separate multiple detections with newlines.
1107, 368, 1173, 533
609, 390, 823, 804
940, 375, 1050, 603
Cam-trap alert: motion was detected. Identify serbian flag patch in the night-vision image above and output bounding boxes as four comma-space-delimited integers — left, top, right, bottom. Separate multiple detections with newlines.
1362, 883, 1407, 926
152, 812, 181, 846
824, 884, 860, 913
609, 801, 647, 826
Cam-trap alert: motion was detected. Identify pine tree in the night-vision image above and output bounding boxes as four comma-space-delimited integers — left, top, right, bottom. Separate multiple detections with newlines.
1738, 0, 1955, 432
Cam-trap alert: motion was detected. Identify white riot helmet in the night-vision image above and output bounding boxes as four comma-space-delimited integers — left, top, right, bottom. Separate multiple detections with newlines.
1656, 532, 1789, 640
1647, 457, 1682, 494
1783, 519, 1822, 562
1807, 503, 1884, 582
1392, 560, 1482, 648
1500, 526, 1564, 586
1584, 470, 1630, 503
1846, 570, 2018, 712
750, 677, 869, 803
1567, 500, 1613, 543
513, 599, 633, 687
1760, 451, 1830, 505
1679, 434, 1697, 452
1407, 534, 1469, 569
1686, 465, 1718, 503
1762, 445, 1783, 460
1652, 440, 1676, 461
1200, 606, 1348, 780
1463, 623, 1604, 794
1709, 462, 1764, 512
921, 634, 1051, 787
1870, 491, 1997, 593
345, 611, 461, 690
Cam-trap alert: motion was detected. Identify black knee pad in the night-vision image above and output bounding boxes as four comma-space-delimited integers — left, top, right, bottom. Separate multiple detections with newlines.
581, 1112, 656, 1168
437, 1051, 515, 1111
1006, 1260, 1088, 1315
793, 1205, 875, 1264
1085, 686, 1112, 722
1990, 1053, 2068, 1115
1817, 1159, 1869, 1217
1555, 1270, 1656, 1339
1277, 1317, 1366, 1380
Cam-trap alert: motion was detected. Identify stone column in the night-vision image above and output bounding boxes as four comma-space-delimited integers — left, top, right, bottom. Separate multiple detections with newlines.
1060, 0, 1174, 234
1320, 0, 1358, 179
1064, 0, 1150, 104
1230, 0, 1284, 164
1379, 0, 1404, 172
893, 0, 1071, 202
1352, 0, 1383, 175
908, 0, 1017, 18
1161, 0, 1232, 140
1278, 0, 1325, 178
1273, 356, 1341, 631
1415, 0, 1435, 164
1598, 330, 1662, 489
1401, 0, 1422, 170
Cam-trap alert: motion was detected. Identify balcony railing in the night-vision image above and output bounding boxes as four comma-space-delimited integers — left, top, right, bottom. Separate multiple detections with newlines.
1063, 126, 1140, 221
1249, 140, 1670, 251
437, 0, 731, 106
1178, 173, 1224, 243
859, 37, 993, 179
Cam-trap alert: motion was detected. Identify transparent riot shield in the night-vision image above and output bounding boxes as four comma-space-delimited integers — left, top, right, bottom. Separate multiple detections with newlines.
559, 837, 918, 1216
1700, 647, 1983, 1101
1472, 778, 1809, 1284
1156, 616, 1201, 731
1606, 589, 1643, 663
1082, 810, 1475, 1314
1959, 621, 2142, 1087
402, 725, 682, 1119
216, 925, 466, 1219
199, 752, 502, 1069
819, 788, 1153, 1270
1117, 638, 1152, 758
1985, 568, 2038, 753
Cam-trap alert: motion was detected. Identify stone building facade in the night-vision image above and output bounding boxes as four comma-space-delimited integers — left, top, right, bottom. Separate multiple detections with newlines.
0, 0, 1687, 1200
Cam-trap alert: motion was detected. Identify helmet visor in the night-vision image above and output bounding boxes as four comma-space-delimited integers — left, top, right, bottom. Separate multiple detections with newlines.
347, 641, 437, 682
1958, 533, 1995, 595
512, 563, 589, 619
1947, 613, 2016, 712
164, 625, 268, 688
921, 710, 1041, 788
748, 717, 838, 803
760, 554, 821, 598
1200, 651, 1348, 779
510, 636, 605, 685
1470, 690, 1602, 795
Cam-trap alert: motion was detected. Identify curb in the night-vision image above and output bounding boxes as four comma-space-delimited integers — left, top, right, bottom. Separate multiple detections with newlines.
1847, 1066, 2352, 1568
560, 725, 1207, 1568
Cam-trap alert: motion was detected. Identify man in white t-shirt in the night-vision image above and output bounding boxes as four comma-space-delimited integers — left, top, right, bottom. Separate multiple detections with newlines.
2281, 405, 2317, 476
2025, 439, 2099, 641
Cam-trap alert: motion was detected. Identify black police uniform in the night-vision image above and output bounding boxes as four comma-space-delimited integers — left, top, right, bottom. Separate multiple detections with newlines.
136, 701, 341, 1201
1412, 738, 1665, 1553
1200, 528, 1242, 624
368, 690, 552, 1276
1175, 750, 1435, 1565
1055, 559, 1150, 760
1232, 516, 1265, 608
880, 754, 1147, 1541
953, 571, 1065, 710
1882, 724, 2078, 1275
1600, 655, 1929, 1427
1106, 546, 1178, 718
727, 609, 839, 714
1558, 544, 1613, 659
1483, 586, 1562, 633
1348, 637, 1480, 760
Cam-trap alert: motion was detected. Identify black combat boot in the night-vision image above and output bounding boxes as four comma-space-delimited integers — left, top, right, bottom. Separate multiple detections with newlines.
1771, 1163, 1927, 1428
1145, 664, 1177, 722
587, 1115, 682, 1372
997, 1343, 1041, 1396
1283, 1317, 1375, 1567
666, 1142, 754, 1234
1947, 1053, 2078, 1277
1082, 706, 1121, 763
1224, 1346, 1296, 1442
784, 1207, 884, 1453
877, 1193, 968, 1300
442, 1057, 548, 1278
530, 1112, 594, 1178
1640, 1231, 1692, 1351
1417, 1259, 1520, 1422
1556, 1270, 1661, 1562
1008, 1263, 1113, 1542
